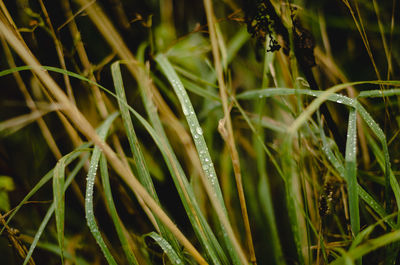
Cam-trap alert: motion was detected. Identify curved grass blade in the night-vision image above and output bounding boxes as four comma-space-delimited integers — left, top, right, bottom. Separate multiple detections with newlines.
85, 112, 119, 265
133, 57, 228, 264
111, 61, 183, 259
147, 232, 184, 265
99, 154, 139, 265
156, 53, 245, 265
23, 153, 88, 265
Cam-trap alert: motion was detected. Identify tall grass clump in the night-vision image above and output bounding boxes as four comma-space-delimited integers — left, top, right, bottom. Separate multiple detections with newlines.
0, 0, 400, 264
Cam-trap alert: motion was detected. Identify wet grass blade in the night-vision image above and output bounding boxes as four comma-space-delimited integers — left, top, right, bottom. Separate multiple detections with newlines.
85, 112, 119, 265
135, 70, 229, 264
155, 55, 225, 207
156, 53, 246, 265
111, 61, 183, 258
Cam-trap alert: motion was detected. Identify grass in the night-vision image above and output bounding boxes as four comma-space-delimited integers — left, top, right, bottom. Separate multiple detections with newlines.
0, 0, 400, 264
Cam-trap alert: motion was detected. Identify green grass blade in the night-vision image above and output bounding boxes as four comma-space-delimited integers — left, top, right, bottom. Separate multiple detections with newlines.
85, 112, 119, 265
132, 59, 228, 263
147, 232, 184, 265
112, 60, 188, 260
156, 54, 225, 208
156, 53, 244, 265
99, 154, 139, 265
23, 153, 88, 265
345, 108, 360, 238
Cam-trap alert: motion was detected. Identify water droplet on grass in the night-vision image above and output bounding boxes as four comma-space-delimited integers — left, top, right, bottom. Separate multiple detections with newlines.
196, 127, 203, 135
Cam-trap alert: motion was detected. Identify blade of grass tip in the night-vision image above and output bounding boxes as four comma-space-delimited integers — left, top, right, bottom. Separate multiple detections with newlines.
99, 154, 139, 265
0, 142, 92, 235
85, 112, 119, 265
319, 125, 396, 229
156, 54, 247, 265
345, 108, 360, 239
23, 153, 88, 265
147, 232, 185, 265
134, 58, 229, 264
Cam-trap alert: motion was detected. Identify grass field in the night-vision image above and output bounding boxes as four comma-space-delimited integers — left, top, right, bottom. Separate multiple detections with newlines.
1, 0, 400, 264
